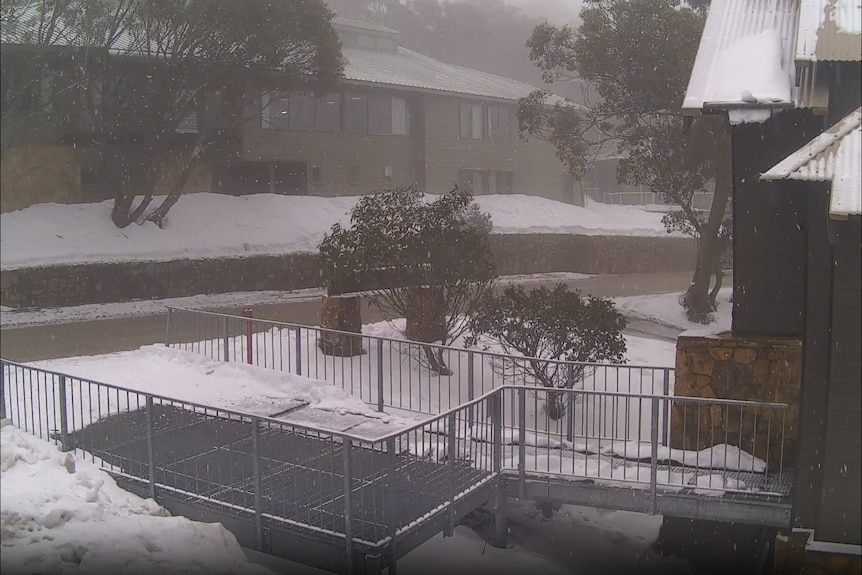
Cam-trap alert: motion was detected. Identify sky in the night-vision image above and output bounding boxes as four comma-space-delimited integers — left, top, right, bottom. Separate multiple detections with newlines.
504, 0, 584, 23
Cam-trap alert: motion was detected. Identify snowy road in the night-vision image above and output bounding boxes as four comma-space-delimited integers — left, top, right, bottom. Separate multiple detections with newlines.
0, 271, 694, 362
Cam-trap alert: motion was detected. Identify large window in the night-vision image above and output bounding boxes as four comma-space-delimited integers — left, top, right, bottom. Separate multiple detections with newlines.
460, 101, 512, 141
461, 169, 514, 195
315, 92, 340, 132
261, 89, 406, 135
345, 92, 368, 134
460, 102, 483, 140
487, 105, 511, 141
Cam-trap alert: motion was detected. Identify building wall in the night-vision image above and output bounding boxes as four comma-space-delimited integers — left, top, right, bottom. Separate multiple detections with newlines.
793, 184, 834, 532
238, 87, 423, 196
731, 110, 824, 336
818, 217, 862, 545
422, 94, 571, 202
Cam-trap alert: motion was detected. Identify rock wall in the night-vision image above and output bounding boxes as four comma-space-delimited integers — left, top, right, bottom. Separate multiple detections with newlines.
1, 234, 696, 308
674, 332, 802, 468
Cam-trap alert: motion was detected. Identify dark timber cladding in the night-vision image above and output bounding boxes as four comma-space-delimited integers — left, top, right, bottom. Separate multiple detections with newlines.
791, 183, 833, 533
730, 109, 824, 335
819, 217, 862, 544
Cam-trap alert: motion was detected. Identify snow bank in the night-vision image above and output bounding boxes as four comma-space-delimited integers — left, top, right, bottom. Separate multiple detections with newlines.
0, 193, 675, 270
615, 288, 732, 333
0, 424, 270, 575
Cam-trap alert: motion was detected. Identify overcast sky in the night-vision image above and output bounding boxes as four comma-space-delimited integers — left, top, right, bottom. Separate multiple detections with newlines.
503, 0, 583, 24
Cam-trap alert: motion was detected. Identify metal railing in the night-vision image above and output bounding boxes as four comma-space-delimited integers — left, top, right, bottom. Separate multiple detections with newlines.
1, 358, 793, 569
163, 306, 674, 429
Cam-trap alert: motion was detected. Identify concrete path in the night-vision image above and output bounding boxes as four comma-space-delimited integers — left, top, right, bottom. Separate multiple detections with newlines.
0, 271, 693, 362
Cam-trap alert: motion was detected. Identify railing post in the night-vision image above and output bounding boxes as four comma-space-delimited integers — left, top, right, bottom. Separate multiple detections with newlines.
377, 339, 385, 412
252, 418, 264, 552
649, 395, 659, 515
386, 437, 397, 574
518, 387, 526, 500
164, 307, 173, 347
343, 437, 354, 575
295, 327, 303, 376
145, 395, 157, 501
565, 363, 575, 442
1, 360, 7, 421
221, 316, 230, 362
467, 352, 475, 427
57, 375, 71, 452
243, 308, 253, 365
446, 413, 456, 537
492, 391, 503, 473
662, 368, 671, 446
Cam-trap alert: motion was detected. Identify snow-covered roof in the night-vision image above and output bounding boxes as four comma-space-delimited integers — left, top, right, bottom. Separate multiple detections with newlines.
343, 46, 559, 103
333, 16, 400, 36
683, 0, 800, 119
760, 107, 862, 217
797, 0, 862, 61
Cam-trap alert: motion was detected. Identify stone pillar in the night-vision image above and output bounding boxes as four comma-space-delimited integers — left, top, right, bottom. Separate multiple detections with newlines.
673, 332, 801, 468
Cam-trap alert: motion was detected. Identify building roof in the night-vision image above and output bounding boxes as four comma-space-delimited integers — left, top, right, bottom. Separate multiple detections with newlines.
760, 107, 862, 217
332, 17, 400, 36
682, 0, 800, 119
797, 0, 862, 61
343, 46, 559, 103
683, 0, 860, 121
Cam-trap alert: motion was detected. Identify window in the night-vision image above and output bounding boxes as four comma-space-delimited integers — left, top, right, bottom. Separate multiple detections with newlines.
311, 165, 323, 184
345, 92, 367, 134
261, 91, 289, 129
459, 101, 483, 140
391, 97, 408, 135
487, 105, 511, 141
489, 170, 513, 194
289, 93, 314, 130
348, 164, 360, 184
384, 165, 393, 183
368, 95, 391, 134
315, 92, 340, 132
461, 169, 513, 195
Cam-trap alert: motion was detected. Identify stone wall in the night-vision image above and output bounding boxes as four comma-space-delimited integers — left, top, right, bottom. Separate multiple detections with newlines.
1, 145, 82, 212
0, 233, 696, 308
674, 333, 802, 468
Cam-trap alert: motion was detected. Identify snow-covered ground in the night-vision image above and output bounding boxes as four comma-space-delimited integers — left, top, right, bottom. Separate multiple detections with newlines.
0, 424, 272, 575
615, 288, 732, 332
0, 193, 678, 269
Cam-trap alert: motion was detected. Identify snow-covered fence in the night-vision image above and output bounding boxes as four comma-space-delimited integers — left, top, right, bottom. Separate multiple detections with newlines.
163, 306, 675, 442
1, 357, 795, 552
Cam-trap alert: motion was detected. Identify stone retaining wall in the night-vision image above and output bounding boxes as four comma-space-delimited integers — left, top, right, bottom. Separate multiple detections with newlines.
674, 332, 802, 468
1, 234, 696, 308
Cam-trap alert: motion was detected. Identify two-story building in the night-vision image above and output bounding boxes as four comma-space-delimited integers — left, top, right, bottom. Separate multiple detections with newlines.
0, 16, 577, 212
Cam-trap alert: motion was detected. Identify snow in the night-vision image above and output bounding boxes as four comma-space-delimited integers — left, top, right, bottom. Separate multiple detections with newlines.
0, 193, 676, 270
615, 288, 732, 332
834, 0, 862, 33
709, 29, 792, 106
831, 126, 862, 217
0, 424, 271, 575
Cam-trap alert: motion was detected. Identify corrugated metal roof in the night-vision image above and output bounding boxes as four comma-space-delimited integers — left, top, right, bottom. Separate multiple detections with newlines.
683, 0, 800, 115
343, 46, 558, 103
797, 0, 862, 61
760, 107, 861, 216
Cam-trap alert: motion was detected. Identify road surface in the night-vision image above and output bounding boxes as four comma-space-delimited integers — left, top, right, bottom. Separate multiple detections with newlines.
0, 271, 693, 362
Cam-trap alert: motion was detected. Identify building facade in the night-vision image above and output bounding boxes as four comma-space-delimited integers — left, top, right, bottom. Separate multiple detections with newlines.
1, 17, 577, 212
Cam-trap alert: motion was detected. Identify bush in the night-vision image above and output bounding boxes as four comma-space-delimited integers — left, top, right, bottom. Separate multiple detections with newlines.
468, 283, 627, 419
318, 186, 497, 373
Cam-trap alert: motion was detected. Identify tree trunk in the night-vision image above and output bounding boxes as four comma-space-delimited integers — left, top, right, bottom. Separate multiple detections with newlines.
147, 139, 209, 227
685, 166, 731, 322
318, 295, 364, 357
405, 286, 451, 375
545, 390, 566, 421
